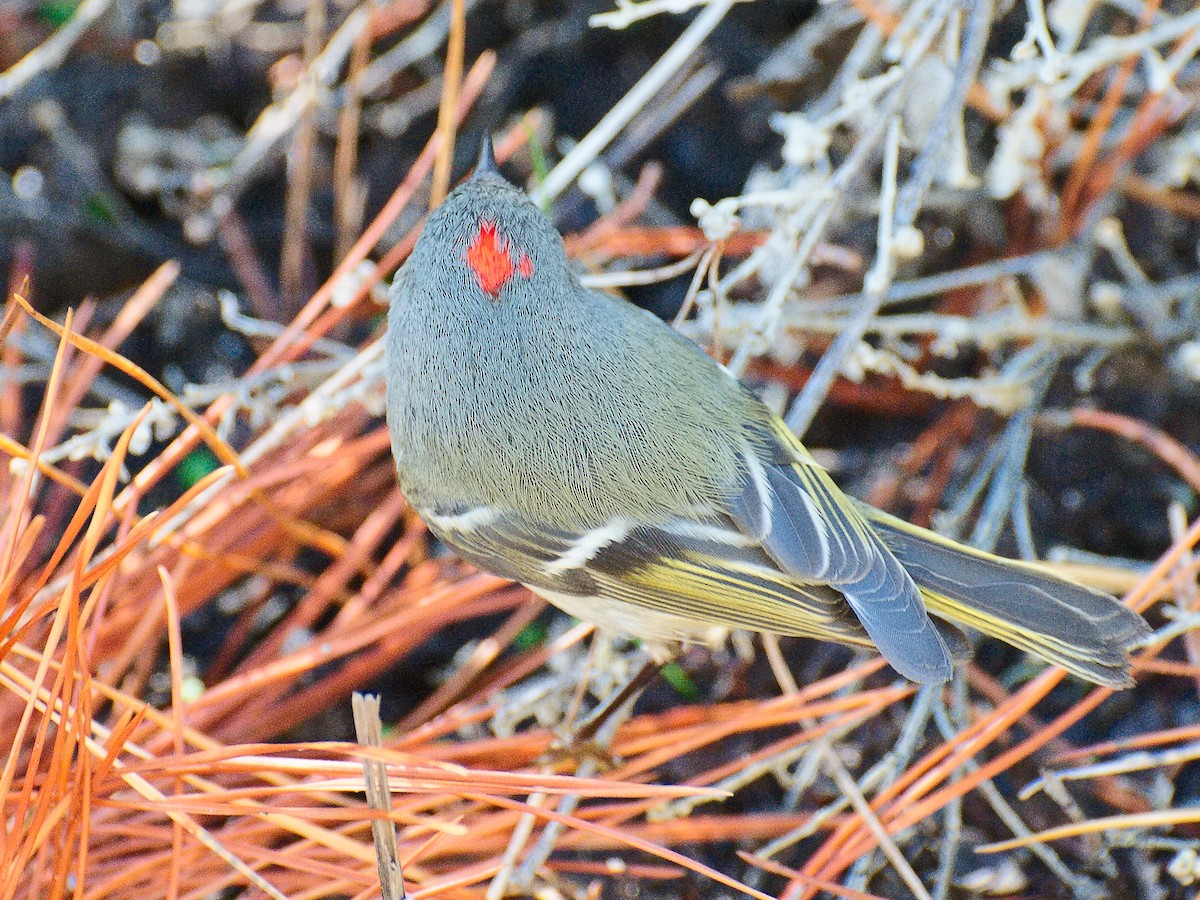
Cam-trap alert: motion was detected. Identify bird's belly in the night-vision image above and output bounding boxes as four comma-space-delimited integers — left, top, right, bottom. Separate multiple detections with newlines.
529, 585, 731, 661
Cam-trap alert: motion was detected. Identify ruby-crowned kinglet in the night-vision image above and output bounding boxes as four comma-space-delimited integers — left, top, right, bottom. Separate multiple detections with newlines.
384, 139, 1148, 687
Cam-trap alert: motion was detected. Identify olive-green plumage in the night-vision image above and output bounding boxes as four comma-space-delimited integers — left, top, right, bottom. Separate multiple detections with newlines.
384, 140, 1148, 687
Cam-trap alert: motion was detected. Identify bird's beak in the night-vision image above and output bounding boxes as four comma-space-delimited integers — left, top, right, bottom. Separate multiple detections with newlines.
473, 135, 498, 179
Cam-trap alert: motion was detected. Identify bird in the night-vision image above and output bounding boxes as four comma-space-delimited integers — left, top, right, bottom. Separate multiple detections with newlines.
383, 137, 1149, 687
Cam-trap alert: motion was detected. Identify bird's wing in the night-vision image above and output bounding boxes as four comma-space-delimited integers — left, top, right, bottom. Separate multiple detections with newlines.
861, 501, 1150, 687
419, 501, 874, 649
415, 412, 959, 683
722, 419, 953, 683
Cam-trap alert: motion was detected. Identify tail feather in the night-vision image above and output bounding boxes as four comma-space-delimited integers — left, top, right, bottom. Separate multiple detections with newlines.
858, 502, 1150, 688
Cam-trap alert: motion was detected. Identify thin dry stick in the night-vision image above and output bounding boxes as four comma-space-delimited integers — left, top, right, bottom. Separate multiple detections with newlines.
0, 289, 27, 438
582, 250, 704, 289
334, 1, 374, 262
352, 693, 406, 900
429, 0, 466, 208
672, 245, 718, 327
533, 0, 736, 205
280, 0, 327, 308
0, 0, 114, 101
218, 208, 279, 317
160, 566, 186, 900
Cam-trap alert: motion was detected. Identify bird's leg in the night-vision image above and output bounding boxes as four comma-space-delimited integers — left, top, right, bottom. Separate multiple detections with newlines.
562, 654, 663, 747
489, 649, 665, 897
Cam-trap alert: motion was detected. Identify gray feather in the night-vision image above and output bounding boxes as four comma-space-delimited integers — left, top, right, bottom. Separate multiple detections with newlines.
735, 462, 952, 683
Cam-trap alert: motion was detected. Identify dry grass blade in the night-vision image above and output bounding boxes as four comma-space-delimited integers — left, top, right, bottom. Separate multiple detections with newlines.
428, 0, 465, 209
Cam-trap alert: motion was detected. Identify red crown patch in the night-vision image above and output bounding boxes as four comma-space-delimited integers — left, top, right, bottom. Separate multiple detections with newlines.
466, 221, 533, 297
